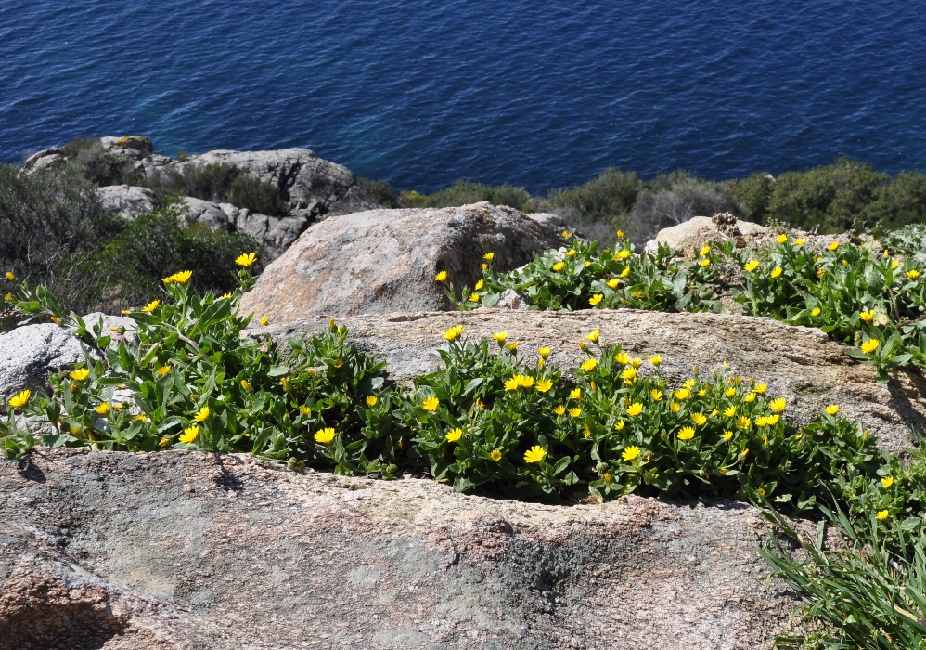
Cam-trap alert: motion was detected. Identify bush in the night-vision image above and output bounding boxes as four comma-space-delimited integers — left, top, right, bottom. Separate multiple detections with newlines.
420, 179, 534, 212
59, 137, 141, 187
631, 171, 741, 243
545, 168, 639, 245
356, 177, 400, 208
143, 163, 286, 215
730, 173, 774, 224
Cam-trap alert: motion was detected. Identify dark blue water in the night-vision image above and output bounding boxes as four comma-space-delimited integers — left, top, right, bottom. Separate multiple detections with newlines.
2, 1, 924, 192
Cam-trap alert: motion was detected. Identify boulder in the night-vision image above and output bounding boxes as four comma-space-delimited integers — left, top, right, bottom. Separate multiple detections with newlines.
0, 324, 88, 405
99, 135, 154, 159
181, 148, 378, 217
0, 448, 798, 649
179, 197, 234, 231
238, 202, 567, 323
96, 185, 158, 219
21, 148, 66, 174
271, 308, 923, 454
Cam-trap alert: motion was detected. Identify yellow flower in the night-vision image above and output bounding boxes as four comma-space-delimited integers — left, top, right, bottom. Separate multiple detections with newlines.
444, 325, 464, 342
674, 388, 690, 400
570, 387, 582, 400
8, 389, 30, 409
753, 383, 767, 395
827, 241, 839, 251
892, 258, 900, 269
121, 309, 131, 315
776, 233, 788, 244
179, 425, 200, 444
744, 260, 759, 272
723, 387, 735, 398
811, 307, 821, 316
314, 427, 336, 444
589, 293, 603, 306
71, 368, 90, 381
621, 366, 637, 382
554, 405, 566, 416
723, 431, 733, 440
607, 278, 621, 289
565, 249, 576, 257
219, 292, 232, 299
744, 392, 756, 403
538, 347, 551, 359
157, 365, 171, 376
769, 397, 786, 412
95, 402, 110, 415
474, 398, 485, 409
505, 377, 520, 391
699, 259, 710, 268
615, 250, 631, 260
817, 268, 826, 279
474, 279, 484, 291
240, 379, 251, 390
142, 300, 160, 313
569, 407, 583, 418
700, 245, 711, 256
159, 436, 170, 447
670, 402, 681, 413
300, 406, 311, 415
259, 317, 269, 326
649, 355, 662, 367
366, 395, 378, 407
4, 292, 11, 302
626, 403, 643, 417
881, 476, 894, 488
491, 449, 503, 461
622, 446, 640, 461
236, 252, 257, 267
585, 330, 599, 343
650, 389, 663, 401
677, 426, 695, 440
518, 375, 534, 388
194, 406, 210, 422
467, 292, 480, 303
524, 446, 547, 463
603, 472, 612, 483
422, 396, 439, 411
483, 252, 495, 261
859, 309, 875, 322
724, 406, 736, 418
876, 510, 889, 520
770, 266, 782, 279
552, 261, 565, 271
794, 238, 805, 245
908, 269, 921, 280
133, 414, 149, 422
757, 487, 766, 497
162, 275, 174, 284
445, 427, 463, 442
756, 415, 768, 427
5, 271, 14, 281
861, 338, 880, 354
171, 270, 192, 284
841, 259, 849, 267
741, 448, 750, 457
692, 412, 707, 426
766, 414, 780, 426
616, 230, 625, 238
621, 266, 631, 278
614, 420, 625, 430
615, 352, 630, 365
562, 230, 573, 239
738, 416, 751, 429
825, 404, 839, 415
434, 270, 447, 282
492, 330, 509, 345
536, 378, 553, 393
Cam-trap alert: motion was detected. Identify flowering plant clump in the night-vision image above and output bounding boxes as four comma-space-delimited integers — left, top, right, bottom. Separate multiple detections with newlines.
454, 232, 926, 381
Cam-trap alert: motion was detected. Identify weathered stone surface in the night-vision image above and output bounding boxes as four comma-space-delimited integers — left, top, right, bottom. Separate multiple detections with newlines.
271, 308, 922, 453
21, 148, 66, 174
239, 202, 567, 323
96, 185, 158, 219
0, 449, 796, 649
0, 324, 88, 405
179, 197, 234, 231
181, 148, 378, 216
99, 135, 154, 158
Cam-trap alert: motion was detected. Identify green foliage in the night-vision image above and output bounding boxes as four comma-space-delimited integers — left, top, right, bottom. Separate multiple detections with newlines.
59, 137, 141, 187
356, 177, 399, 208
545, 168, 639, 245
731, 172, 774, 223
143, 163, 286, 216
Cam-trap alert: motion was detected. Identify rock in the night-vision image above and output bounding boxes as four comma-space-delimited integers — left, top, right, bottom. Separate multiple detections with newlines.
238, 202, 566, 323
0, 449, 798, 649
181, 148, 378, 217
21, 148, 66, 174
96, 185, 158, 219
493, 288, 529, 310
272, 308, 922, 453
99, 135, 154, 158
179, 197, 234, 231
0, 324, 88, 405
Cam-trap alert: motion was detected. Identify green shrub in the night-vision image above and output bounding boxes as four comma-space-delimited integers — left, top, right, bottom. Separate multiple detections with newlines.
631, 171, 741, 242
226, 173, 285, 216
59, 137, 141, 187
730, 173, 774, 224
356, 177, 400, 208
417, 179, 534, 212
545, 168, 639, 245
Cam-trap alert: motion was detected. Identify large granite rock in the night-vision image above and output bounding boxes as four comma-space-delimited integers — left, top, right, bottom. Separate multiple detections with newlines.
0, 324, 87, 405
181, 148, 378, 217
239, 202, 568, 323
270, 308, 922, 454
0, 449, 798, 649
96, 185, 158, 219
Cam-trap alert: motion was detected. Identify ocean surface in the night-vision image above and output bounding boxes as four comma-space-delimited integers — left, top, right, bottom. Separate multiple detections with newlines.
1, 1, 924, 193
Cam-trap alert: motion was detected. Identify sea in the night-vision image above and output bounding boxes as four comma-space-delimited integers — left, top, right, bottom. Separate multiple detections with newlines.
1, 0, 924, 193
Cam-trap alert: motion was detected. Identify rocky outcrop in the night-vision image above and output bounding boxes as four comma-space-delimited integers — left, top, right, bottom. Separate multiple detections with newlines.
238, 202, 568, 323
181, 148, 378, 217
270, 308, 922, 454
0, 449, 799, 650
96, 185, 158, 220
0, 324, 88, 405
